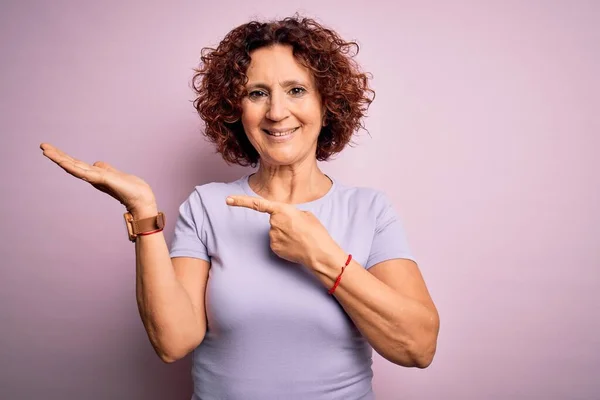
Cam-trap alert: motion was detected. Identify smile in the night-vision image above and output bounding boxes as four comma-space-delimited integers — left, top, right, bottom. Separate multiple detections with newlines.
263, 127, 299, 137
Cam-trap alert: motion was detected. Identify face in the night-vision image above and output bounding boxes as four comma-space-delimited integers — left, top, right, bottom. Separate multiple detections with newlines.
241, 44, 324, 167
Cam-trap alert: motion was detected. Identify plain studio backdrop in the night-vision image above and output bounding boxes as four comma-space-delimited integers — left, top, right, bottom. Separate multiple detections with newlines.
1, 0, 598, 399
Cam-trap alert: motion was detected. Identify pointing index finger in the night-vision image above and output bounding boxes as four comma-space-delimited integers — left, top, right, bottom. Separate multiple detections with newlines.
226, 195, 278, 214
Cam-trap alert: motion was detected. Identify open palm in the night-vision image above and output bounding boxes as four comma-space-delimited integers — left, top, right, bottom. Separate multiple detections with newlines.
40, 143, 156, 213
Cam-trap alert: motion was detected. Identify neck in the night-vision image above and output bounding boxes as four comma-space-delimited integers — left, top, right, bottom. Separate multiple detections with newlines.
249, 158, 332, 204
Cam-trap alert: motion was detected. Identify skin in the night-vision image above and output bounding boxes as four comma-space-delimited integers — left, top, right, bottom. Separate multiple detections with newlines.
39, 144, 207, 362
39, 43, 439, 367
241, 44, 332, 204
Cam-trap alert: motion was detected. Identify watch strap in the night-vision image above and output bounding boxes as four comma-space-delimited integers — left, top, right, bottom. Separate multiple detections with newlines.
124, 212, 166, 242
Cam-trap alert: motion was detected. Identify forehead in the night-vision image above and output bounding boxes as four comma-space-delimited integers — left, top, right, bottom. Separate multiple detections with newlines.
246, 44, 313, 84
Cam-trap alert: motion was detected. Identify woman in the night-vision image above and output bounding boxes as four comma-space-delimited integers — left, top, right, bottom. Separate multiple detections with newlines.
41, 15, 439, 400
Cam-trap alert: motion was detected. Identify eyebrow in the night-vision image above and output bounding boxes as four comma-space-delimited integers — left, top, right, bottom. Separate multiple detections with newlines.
246, 80, 309, 90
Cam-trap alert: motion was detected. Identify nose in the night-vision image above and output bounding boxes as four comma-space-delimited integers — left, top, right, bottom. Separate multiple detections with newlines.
265, 92, 289, 122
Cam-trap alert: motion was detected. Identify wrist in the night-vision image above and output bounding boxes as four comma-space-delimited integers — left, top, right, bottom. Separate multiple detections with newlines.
129, 204, 159, 220
123, 207, 165, 243
310, 244, 347, 278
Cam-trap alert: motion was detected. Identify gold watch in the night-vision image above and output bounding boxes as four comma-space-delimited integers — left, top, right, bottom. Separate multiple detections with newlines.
123, 212, 166, 242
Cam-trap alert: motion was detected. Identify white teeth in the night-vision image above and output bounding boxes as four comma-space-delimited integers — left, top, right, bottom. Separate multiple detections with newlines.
266, 127, 298, 136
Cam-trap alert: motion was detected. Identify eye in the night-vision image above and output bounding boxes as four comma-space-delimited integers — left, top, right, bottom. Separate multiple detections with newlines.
248, 90, 267, 99
289, 87, 306, 96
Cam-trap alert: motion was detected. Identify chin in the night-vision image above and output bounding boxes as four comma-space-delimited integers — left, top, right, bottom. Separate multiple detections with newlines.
260, 150, 304, 167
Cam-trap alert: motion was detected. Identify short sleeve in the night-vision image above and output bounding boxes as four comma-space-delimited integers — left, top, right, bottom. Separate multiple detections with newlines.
168, 189, 210, 262
365, 192, 416, 269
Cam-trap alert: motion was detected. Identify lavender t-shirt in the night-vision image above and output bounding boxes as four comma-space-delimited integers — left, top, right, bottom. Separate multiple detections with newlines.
169, 174, 416, 400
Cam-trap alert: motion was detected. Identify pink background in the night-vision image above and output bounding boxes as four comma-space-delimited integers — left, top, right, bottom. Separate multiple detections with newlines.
2, 0, 598, 399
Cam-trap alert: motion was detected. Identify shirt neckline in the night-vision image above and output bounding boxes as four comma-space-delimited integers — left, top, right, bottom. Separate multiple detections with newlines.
239, 174, 337, 209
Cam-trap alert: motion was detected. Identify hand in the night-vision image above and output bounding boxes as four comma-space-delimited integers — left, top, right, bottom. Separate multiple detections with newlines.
226, 195, 342, 269
40, 143, 157, 217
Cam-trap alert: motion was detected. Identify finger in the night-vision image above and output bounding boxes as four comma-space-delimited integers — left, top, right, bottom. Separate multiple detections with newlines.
52, 155, 110, 186
93, 160, 118, 173
226, 195, 279, 214
41, 143, 89, 174
40, 143, 110, 184
56, 157, 103, 182
40, 143, 77, 165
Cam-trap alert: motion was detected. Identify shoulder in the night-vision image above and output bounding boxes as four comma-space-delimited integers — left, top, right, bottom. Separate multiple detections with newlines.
331, 179, 393, 212
189, 176, 247, 202
176, 176, 248, 216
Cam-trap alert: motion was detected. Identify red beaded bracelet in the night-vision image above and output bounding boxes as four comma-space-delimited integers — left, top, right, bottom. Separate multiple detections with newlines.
328, 254, 353, 295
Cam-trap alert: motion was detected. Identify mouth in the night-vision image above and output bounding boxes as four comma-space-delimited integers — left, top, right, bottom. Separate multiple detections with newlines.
262, 127, 300, 137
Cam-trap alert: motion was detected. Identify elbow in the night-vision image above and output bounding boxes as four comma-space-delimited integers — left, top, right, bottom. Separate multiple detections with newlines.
154, 343, 188, 364
157, 347, 186, 364
416, 331, 440, 368
412, 327, 440, 368
413, 310, 440, 368
396, 318, 440, 368
153, 333, 204, 364
158, 353, 179, 364
156, 343, 196, 364
400, 339, 437, 369
413, 344, 437, 369
381, 336, 438, 368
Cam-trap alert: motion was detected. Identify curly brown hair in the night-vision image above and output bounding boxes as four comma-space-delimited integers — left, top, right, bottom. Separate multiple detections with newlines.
192, 15, 375, 166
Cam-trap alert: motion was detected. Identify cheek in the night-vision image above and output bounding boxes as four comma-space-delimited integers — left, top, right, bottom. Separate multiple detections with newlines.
241, 101, 264, 126
240, 107, 265, 143
296, 101, 323, 126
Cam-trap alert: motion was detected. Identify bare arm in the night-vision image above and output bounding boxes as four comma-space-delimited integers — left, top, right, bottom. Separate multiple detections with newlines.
313, 250, 439, 368
133, 207, 210, 363
40, 143, 209, 363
